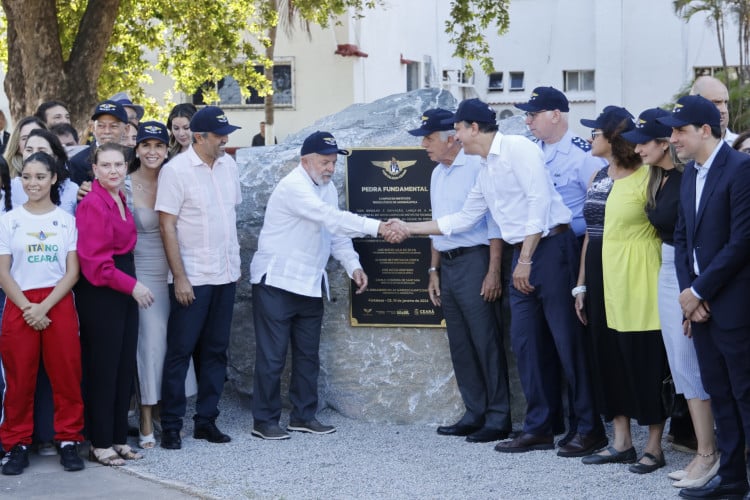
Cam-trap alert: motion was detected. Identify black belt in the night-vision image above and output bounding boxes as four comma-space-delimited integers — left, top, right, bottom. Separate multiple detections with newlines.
513, 224, 570, 250
439, 244, 488, 260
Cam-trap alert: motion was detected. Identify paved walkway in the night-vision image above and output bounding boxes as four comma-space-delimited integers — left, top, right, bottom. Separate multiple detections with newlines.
1, 390, 693, 499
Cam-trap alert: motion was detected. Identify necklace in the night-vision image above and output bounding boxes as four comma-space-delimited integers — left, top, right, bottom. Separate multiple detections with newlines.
134, 182, 155, 194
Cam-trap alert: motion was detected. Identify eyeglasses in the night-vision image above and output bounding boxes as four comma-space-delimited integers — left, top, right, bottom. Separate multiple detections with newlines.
524, 110, 547, 120
591, 131, 604, 140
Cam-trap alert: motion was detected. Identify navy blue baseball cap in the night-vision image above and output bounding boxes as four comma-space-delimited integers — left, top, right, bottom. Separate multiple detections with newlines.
301, 131, 350, 156
408, 108, 455, 136
91, 100, 128, 123
656, 95, 721, 130
136, 121, 169, 145
621, 108, 672, 144
580, 105, 635, 135
441, 98, 497, 125
515, 86, 569, 113
110, 92, 145, 120
190, 106, 241, 135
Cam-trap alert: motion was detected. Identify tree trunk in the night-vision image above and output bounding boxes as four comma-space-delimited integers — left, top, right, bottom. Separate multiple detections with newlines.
264, 21, 277, 146
1, 0, 120, 132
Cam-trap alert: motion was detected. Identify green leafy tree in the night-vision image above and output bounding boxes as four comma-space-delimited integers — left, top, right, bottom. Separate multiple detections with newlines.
446, 0, 511, 76
0, 0, 510, 132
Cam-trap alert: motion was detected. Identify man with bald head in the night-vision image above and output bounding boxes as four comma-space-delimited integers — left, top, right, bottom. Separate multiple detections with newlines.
691, 75, 737, 144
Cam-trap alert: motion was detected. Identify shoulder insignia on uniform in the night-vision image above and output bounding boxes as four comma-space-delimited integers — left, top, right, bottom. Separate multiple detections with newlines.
572, 136, 591, 152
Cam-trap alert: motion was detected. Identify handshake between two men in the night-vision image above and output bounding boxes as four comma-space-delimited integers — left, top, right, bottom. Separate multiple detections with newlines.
378, 219, 411, 243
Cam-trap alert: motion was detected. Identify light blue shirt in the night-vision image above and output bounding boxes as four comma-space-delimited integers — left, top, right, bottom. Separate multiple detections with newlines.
430, 149, 500, 252
539, 130, 605, 236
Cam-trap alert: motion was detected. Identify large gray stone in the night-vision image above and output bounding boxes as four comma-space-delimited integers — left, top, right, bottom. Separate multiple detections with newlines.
228, 88, 528, 424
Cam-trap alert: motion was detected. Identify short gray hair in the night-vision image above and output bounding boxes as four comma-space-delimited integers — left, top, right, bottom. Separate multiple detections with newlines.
438, 129, 456, 142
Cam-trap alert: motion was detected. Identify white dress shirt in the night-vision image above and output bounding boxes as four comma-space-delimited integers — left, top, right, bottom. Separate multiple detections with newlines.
437, 133, 571, 245
250, 164, 381, 298
430, 149, 500, 252
692, 140, 723, 277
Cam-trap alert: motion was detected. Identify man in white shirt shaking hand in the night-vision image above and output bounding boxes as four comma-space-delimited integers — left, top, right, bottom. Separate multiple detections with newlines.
250, 131, 391, 440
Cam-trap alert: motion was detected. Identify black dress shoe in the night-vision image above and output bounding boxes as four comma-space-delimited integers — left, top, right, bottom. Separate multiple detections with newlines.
581, 446, 636, 465
194, 422, 231, 443
557, 432, 608, 457
678, 475, 749, 499
494, 433, 554, 453
557, 428, 577, 448
436, 423, 481, 437
465, 427, 510, 443
161, 429, 182, 450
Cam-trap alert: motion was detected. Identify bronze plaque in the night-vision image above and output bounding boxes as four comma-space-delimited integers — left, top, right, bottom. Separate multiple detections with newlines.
345, 147, 445, 327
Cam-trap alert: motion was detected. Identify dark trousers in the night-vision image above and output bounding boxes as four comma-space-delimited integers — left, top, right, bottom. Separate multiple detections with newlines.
692, 320, 750, 483
440, 246, 511, 430
509, 230, 599, 436
252, 281, 323, 424
76, 254, 138, 449
161, 283, 235, 431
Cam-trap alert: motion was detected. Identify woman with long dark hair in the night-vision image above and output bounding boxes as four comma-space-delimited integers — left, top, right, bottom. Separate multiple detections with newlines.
0, 152, 84, 475
576, 106, 668, 473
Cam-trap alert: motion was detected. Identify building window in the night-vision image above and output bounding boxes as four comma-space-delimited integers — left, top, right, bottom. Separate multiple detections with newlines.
191, 61, 294, 107
406, 61, 421, 91
488, 72, 504, 91
509, 72, 524, 91
694, 66, 739, 80
563, 70, 595, 92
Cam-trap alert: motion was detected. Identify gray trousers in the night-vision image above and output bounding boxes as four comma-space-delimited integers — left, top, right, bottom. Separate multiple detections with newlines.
440, 246, 511, 430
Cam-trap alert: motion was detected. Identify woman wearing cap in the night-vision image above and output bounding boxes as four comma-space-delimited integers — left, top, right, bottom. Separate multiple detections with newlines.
625, 108, 718, 487
75, 142, 154, 465
575, 106, 668, 473
166, 103, 197, 158
126, 122, 196, 448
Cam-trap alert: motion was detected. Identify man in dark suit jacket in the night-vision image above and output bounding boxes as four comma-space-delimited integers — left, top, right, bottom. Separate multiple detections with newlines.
662, 95, 750, 499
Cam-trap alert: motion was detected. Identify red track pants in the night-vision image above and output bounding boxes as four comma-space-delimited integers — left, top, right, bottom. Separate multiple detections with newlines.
0, 288, 84, 448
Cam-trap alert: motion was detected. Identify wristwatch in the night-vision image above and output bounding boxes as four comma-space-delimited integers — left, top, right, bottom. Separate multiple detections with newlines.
428, 267, 440, 274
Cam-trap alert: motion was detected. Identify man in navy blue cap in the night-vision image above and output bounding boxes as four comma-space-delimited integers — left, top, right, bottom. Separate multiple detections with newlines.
408, 108, 511, 443
659, 95, 750, 499
515, 87, 606, 448
388, 98, 602, 456
68, 100, 129, 185
110, 92, 145, 125
156, 105, 242, 450
250, 131, 392, 440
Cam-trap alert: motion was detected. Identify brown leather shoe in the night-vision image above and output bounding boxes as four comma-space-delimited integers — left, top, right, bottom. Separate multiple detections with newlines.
494, 433, 554, 453
557, 432, 608, 457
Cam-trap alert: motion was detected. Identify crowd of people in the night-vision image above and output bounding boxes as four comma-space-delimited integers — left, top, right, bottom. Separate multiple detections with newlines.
0, 75, 748, 500
0, 97, 243, 474
384, 76, 750, 500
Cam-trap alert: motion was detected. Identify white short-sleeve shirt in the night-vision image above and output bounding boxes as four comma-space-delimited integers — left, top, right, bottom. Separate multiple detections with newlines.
155, 146, 242, 286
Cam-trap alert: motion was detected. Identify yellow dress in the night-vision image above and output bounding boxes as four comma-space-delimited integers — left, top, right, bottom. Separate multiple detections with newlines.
601, 165, 661, 332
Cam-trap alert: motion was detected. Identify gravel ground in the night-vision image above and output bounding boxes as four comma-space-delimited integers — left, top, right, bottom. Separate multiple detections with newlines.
122, 389, 688, 499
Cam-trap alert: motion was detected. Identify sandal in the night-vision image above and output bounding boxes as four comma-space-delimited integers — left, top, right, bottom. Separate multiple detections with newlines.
139, 432, 156, 449
113, 443, 144, 460
89, 447, 125, 466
